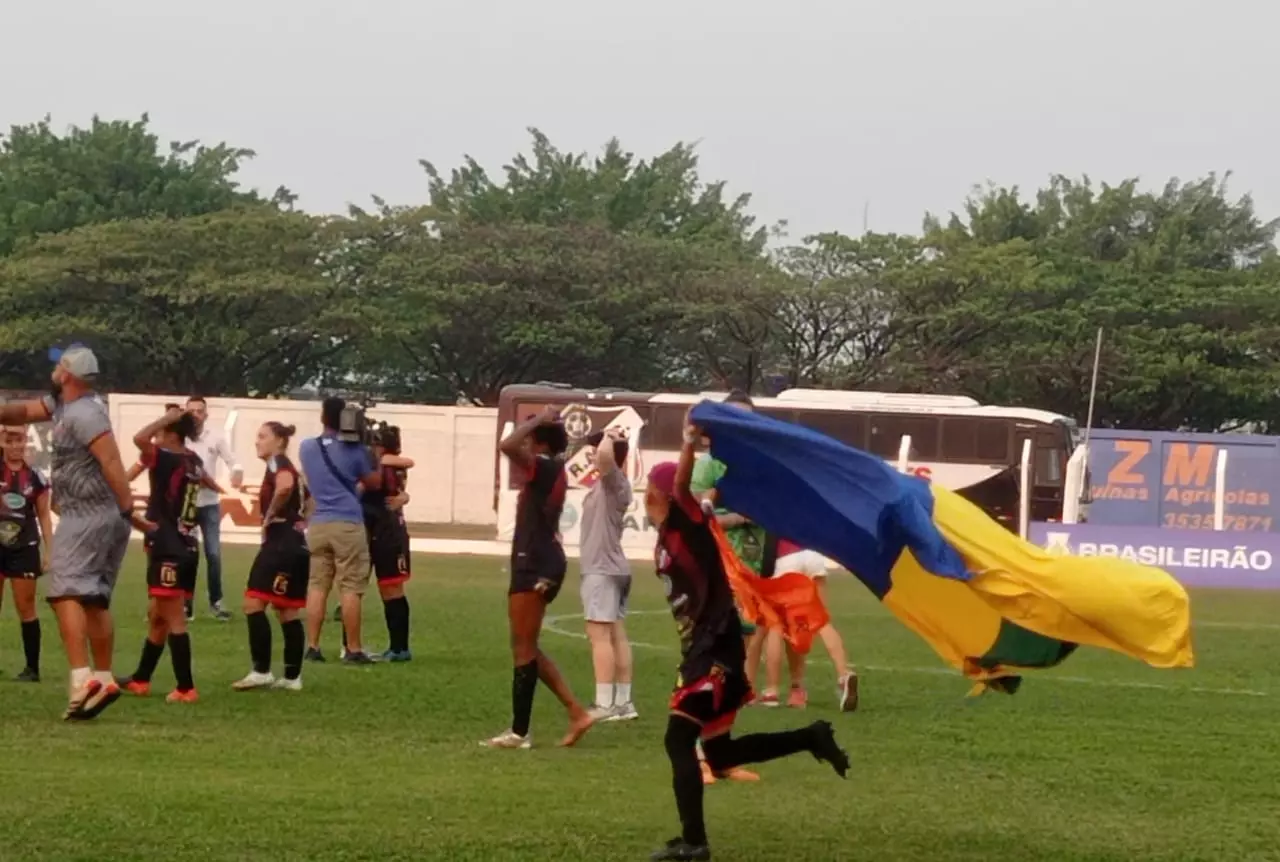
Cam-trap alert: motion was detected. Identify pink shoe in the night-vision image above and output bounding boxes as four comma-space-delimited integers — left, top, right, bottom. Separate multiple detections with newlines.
787, 686, 808, 709
757, 690, 780, 708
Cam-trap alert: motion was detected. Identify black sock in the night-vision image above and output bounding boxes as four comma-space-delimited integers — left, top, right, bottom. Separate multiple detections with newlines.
384, 596, 410, 653
20, 619, 40, 671
341, 620, 348, 650
281, 619, 304, 680
246, 611, 272, 674
168, 633, 194, 691
702, 726, 814, 771
511, 660, 538, 737
664, 716, 708, 846
132, 637, 166, 683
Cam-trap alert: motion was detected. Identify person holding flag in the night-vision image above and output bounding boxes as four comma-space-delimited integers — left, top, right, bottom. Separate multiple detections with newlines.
643, 415, 849, 861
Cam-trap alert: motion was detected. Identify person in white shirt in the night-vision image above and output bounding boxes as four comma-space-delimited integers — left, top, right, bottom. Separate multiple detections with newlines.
184, 396, 244, 622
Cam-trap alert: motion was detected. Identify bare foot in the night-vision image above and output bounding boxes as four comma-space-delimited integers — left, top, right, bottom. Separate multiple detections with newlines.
557, 709, 595, 747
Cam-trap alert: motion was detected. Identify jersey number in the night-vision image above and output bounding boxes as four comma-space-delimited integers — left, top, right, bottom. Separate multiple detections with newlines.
272, 574, 289, 595
179, 481, 200, 527
159, 563, 178, 588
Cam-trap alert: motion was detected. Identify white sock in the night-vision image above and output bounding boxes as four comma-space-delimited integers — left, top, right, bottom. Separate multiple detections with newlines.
615, 683, 632, 705
595, 684, 614, 707
69, 667, 91, 697
93, 670, 114, 688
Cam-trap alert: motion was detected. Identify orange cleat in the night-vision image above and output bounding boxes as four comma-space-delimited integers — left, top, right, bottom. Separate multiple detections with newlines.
121, 679, 151, 697
166, 688, 199, 704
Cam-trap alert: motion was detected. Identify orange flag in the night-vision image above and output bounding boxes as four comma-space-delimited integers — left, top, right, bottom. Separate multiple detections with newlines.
710, 522, 830, 654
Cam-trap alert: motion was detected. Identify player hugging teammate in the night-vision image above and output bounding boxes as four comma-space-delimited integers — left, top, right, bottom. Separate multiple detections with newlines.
364, 421, 414, 662
118, 406, 210, 703
233, 421, 312, 691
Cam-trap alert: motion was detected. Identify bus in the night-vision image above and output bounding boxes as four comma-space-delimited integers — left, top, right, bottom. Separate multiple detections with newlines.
494, 384, 1087, 550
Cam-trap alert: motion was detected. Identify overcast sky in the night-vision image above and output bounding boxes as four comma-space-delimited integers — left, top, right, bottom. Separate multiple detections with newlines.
5, 0, 1273, 241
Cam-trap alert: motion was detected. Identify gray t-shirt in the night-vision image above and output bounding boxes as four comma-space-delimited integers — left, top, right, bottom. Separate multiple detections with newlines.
579, 466, 633, 577
41, 394, 117, 516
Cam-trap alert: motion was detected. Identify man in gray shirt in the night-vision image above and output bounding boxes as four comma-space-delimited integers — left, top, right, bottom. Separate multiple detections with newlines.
578, 427, 637, 721
0, 347, 144, 720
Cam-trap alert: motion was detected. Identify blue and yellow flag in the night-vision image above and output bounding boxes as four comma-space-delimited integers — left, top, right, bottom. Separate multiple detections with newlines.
689, 401, 1194, 693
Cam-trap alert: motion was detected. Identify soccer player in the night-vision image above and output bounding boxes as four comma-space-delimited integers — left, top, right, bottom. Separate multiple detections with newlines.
579, 427, 637, 721
0, 426, 52, 681
0, 347, 141, 720
116, 407, 206, 703
483, 405, 593, 750
644, 419, 850, 862
232, 422, 312, 691
773, 541, 858, 712
363, 428, 414, 662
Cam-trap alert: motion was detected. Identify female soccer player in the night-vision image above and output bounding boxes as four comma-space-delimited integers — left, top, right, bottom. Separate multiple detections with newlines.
482, 405, 593, 750
117, 407, 206, 703
363, 430, 414, 662
771, 542, 858, 712
644, 417, 850, 861
232, 422, 312, 691
0, 426, 52, 681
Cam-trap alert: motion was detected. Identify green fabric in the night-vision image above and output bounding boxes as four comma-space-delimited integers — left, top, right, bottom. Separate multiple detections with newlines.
690, 454, 766, 574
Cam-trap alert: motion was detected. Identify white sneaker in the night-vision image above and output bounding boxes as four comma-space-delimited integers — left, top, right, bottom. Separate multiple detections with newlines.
480, 729, 531, 749
232, 671, 276, 691
272, 676, 303, 692
588, 704, 615, 722
607, 702, 639, 722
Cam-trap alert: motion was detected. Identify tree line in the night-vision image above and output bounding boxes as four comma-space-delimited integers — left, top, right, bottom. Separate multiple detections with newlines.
1, 115, 1277, 432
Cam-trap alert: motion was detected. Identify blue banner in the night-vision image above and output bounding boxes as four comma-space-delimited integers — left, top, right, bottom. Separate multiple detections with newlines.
1087, 429, 1280, 532
1028, 522, 1280, 589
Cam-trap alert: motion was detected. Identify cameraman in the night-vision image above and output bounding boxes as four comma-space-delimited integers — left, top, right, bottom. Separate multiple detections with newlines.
364, 422, 415, 661
298, 397, 382, 665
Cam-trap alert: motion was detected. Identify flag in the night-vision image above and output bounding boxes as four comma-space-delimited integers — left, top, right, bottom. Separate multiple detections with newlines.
710, 521, 829, 654
688, 401, 1194, 693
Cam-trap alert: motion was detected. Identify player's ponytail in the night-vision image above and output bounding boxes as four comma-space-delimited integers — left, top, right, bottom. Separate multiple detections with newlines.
266, 422, 296, 450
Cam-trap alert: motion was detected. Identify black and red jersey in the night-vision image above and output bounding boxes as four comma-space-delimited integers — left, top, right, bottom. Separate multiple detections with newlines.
260, 453, 307, 527
144, 447, 204, 545
655, 486, 745, 681
0, 462, 48, 548
510, 456, 567, 575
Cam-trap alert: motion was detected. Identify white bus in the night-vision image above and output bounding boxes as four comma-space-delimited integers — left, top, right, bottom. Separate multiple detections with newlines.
494, 384, 1087, 549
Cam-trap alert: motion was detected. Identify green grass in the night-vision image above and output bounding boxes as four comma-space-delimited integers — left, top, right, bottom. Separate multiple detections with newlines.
1, 547, 1278, 862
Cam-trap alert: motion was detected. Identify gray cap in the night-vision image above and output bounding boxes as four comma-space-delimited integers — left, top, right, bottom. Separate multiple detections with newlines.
58, 346, 100, 379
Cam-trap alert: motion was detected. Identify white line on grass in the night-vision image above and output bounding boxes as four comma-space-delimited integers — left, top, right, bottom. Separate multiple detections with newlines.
543, 610, 1268, 698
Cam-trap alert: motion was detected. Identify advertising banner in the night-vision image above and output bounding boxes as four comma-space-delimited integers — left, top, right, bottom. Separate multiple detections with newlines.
1087, 429, 1280, 532
1028, 521, 1280, 589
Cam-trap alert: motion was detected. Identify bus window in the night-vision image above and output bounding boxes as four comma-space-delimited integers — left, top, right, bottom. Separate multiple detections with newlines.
940, 418, 980, 460
976, 420, 1012, 462
1035, 432, 1065, 486
870, 415, 939, 459
645, 405, 687, 451
797, 411, 867, 449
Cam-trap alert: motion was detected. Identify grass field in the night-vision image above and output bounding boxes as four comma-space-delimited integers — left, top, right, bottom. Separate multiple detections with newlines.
1, 546, 1278, 862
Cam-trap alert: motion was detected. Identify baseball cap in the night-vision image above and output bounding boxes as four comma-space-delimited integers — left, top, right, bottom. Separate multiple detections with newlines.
54, 345, 100, 379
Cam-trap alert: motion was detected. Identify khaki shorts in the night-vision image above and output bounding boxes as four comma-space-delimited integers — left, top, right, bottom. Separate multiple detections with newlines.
307, 521, 371, 597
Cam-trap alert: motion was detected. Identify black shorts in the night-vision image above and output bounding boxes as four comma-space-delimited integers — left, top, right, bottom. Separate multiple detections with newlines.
146, 545, 198, 600
368, 518, 411, 585
670, 662, 753, 739
509, 568, 566, 604
0, 544, 41, 580
246, 525, 310, 609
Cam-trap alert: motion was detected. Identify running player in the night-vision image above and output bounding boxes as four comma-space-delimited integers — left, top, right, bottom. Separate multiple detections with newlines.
483, 405, 593, 750
363, 426, 413, 662
0, 426, 52, 681
117, 407, 206, 703
232, 421, 312, 691
644, 417, 850, 862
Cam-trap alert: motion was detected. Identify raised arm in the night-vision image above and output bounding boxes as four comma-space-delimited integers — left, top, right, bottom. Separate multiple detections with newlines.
499, 405, 560, 472
381, 453, 414, 470
0, 399, 52, 426
133, 407, 184, 458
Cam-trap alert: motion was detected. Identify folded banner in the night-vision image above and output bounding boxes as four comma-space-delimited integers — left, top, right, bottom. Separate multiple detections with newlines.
689, 401, 1195, 693
710, 521, 829, 654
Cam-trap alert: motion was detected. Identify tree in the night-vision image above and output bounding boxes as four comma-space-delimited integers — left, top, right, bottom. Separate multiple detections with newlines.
0, 209, 347, 396
912, 174, 1280, 430
0, 114, 291, 258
